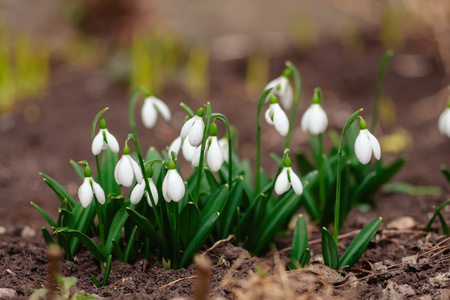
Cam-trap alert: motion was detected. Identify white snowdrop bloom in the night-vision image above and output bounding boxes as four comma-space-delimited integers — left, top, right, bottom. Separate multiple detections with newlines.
274, 166, 303, 196
162, 161, 185, 202
168, 136, 182, 157
219, 137, 229, 163
301, 104, 328, 135
114, 146, 143, 187
438, 106, 450, 138
141, 95, 171, 129
265, 95, 289, 137
181, 137, 196, 162
191, 145, 203, 167
91, 118, 119, 156
180, 108, 205, 147
78, 166, 105, 208
207, 136, 224, 172
264, 75, 293, 110
130, 178, 159, 207
354, 118, 381, 165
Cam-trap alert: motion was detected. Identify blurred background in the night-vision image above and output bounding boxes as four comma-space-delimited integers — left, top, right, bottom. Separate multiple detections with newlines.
1, 0, 450, 227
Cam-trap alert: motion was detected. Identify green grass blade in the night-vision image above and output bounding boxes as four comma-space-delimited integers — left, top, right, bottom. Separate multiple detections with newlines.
217, 177, 244, 239
100, 149, 120, 197
55, 228, 105, 263
70, 160, 84, 179
39, 173, 76, 207
204, 168, 220, 191
103, 255, 112, 286
179, 212, 220, 268
200, 184, 229, 218
91, 275, 100, 288
41, 228, 54, 245
290, 215, 308, 269
179, 202, 201, 249
123, 226, 138, 263
31, 202, 57, 228
425, 199, 450, 232
105, 205, 130, 256
339, 217, 381, 269
299, 248, 311, 267
435, 209, 449, 235
321, 227, 339, 270
112, 239, 124, 262
69, 204, 96, 256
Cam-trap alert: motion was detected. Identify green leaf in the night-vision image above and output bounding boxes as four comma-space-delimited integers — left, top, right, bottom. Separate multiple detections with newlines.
435, 209, 449, 235
39, 173, 76, 207
123, 226, 138, 263
179, 212, 220, 268
31, 202, 57, 228
290, 215, 308, 269
112, 239, 124, 262
105, 205, 130, 256
425, 199, 450, 232
339, 217, 381, 269
302, 190, 320, 221
204, 168, 220, 191
41, 228, 54, 245
294, 150, 315, 174
299, 248, 311, 268
55, 228, 105, 263
103, 255, 112, 286
100, 149, 120, 196
91, 107, 109, 139
70, 160, 85, 179
200, 184, 229, 218
217, 177, 244, 239
383, 181, 441, 196
321, 228, 339, 270
69, 204, 96, 256
440, 165, 450, 184
91, 275, 100, 288
179, 202, 201, 249
145, 147, 163, 182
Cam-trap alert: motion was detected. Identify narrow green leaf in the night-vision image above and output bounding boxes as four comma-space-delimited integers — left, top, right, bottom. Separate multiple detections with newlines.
100, 149, 120, 196
112, 239, 124, 262
290, 215, 308, 269
41, 228, 54, 245
123, 226, 138, 263
31, 202, 57, 228
435, 209, 449, 235
39, 173, 76, 207
204, 168, 220, 191
217, 177, 244, 239
321, 228, 339, 270
425, 199, 450, 232
440, 165, 450, 184
69, 204, 96, 256
56, 233, 72, 260
294, 150, 315, 174
339, 217, 381, 269
103, 255, 112, 286
200, 184, 229, 218
299, 248, 311, 267
302, 190, 320, 221
70, 160, 85, 179
55, 228, 105, 263
91, 275, 100, 288
179, 202, 201, 249
105, 206, 130, 256
179, 212, 220, 268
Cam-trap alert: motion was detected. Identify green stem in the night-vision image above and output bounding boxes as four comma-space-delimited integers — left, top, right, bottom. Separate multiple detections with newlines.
194, 103, 212, 203
95, 197, 105, 248
211, 113, 233, 187
91, 107, 109, 187
256, 88, 274, 193
334, 109, 363, 244
284, 61, 302, 150
318, 133, 326, 210
180, 102, 195, 118
370, 50, 394, 133
128, 86, 151, 144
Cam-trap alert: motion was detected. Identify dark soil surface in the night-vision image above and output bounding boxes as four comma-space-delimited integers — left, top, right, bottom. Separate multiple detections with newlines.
1, 33, 450, 299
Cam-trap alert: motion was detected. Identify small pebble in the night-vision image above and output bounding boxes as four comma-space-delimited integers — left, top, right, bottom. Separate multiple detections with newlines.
0, 288, 17, 299
21, 226, 36, 238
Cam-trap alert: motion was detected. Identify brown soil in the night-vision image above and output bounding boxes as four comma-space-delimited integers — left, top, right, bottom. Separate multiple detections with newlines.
1, 34, 450, 299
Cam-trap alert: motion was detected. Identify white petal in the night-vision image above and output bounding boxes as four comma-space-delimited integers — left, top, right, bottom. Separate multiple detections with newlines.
207, 137, 224, 172
219, 138, 229, 163
354, 130, 372, 165
182, 138, 196, 162
91, 180, 105, 204
279, 81, 293, 110
289, 169, 303, 195
147, 179, 159, 207
309, 105, 328, 135
180, 117, 195, 139
167, 170, 185, 202
188, 116, 205, 147
152, 97, 171, 121
162, 173, 171, 202
91, 131, 104, 156
141, 98, 158, 128
104, 129, 119, 153
130, 180, 146, 204
367, 130, 381, 160
114, 156, 124, 185
272, 104, 289, 136
129, 156, 144, 184
438, 109, 450, 137
117, 156, 134, 187
264, 77, 281, 94
168, 136, 182, 157
191, 146, 202, 167
265, 106, 274, 125
274, 168, 291, 195
301, 106, 313, 133
78, 178, 93, 208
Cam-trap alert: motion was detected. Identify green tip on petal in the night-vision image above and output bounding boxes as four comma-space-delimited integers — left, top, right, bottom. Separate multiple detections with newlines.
196, 107, 204, 117
123, 145, 130, 155
312, 88, 321, 104
84, 166, 92, 177
269, 93, 278, 104
282, 68, 291, 79
283, 156, 291, 167
146, 166, 153, 178
209, 122, 218, 136
100, 118, 107, 129
167, 160, 176, 170
359, 117, 367, 130
447, 97, 450, 108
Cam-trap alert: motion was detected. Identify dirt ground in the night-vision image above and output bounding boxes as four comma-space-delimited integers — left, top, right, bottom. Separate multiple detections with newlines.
1, 32, 450, 299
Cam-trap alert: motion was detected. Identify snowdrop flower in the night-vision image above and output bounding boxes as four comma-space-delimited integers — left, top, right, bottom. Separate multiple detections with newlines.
264, 68, 293, 109
301, 90, 328, 135
181, 137, 196, 162
205, 122, 224, 172
141, 95, 171, 129
168, 136, 182, 158
162, 160, 185, 202
354, 118, 381, 165
191, 145, 203, 167
78, 166, 105, 208
274, 156, 303, 195
438, 101, 450, 138
114, 145, 143, 187
91, 118, 119, 156
219, 137, 229, 163
265, 94, 289, 136
180, 108, 205, 147
130, 167, 158, 207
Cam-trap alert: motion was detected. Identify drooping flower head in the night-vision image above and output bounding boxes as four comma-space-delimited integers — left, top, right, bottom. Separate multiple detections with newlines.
92, 118, 120, 156
141, 95, 171, 129
274, 152, 303, 195
438, 98, 450, 138
301, 88, 328, 135
181, 107, 205, 147
264, 68, 293, 110
78, 164, 105, 208
354, 117, 381, 165
168, 136, 182, 158
162, 159, 185, 202
114, 144, 143, 187
130, 166, 159, 207
206, 121, 224, 172
265, 93, 289, 137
